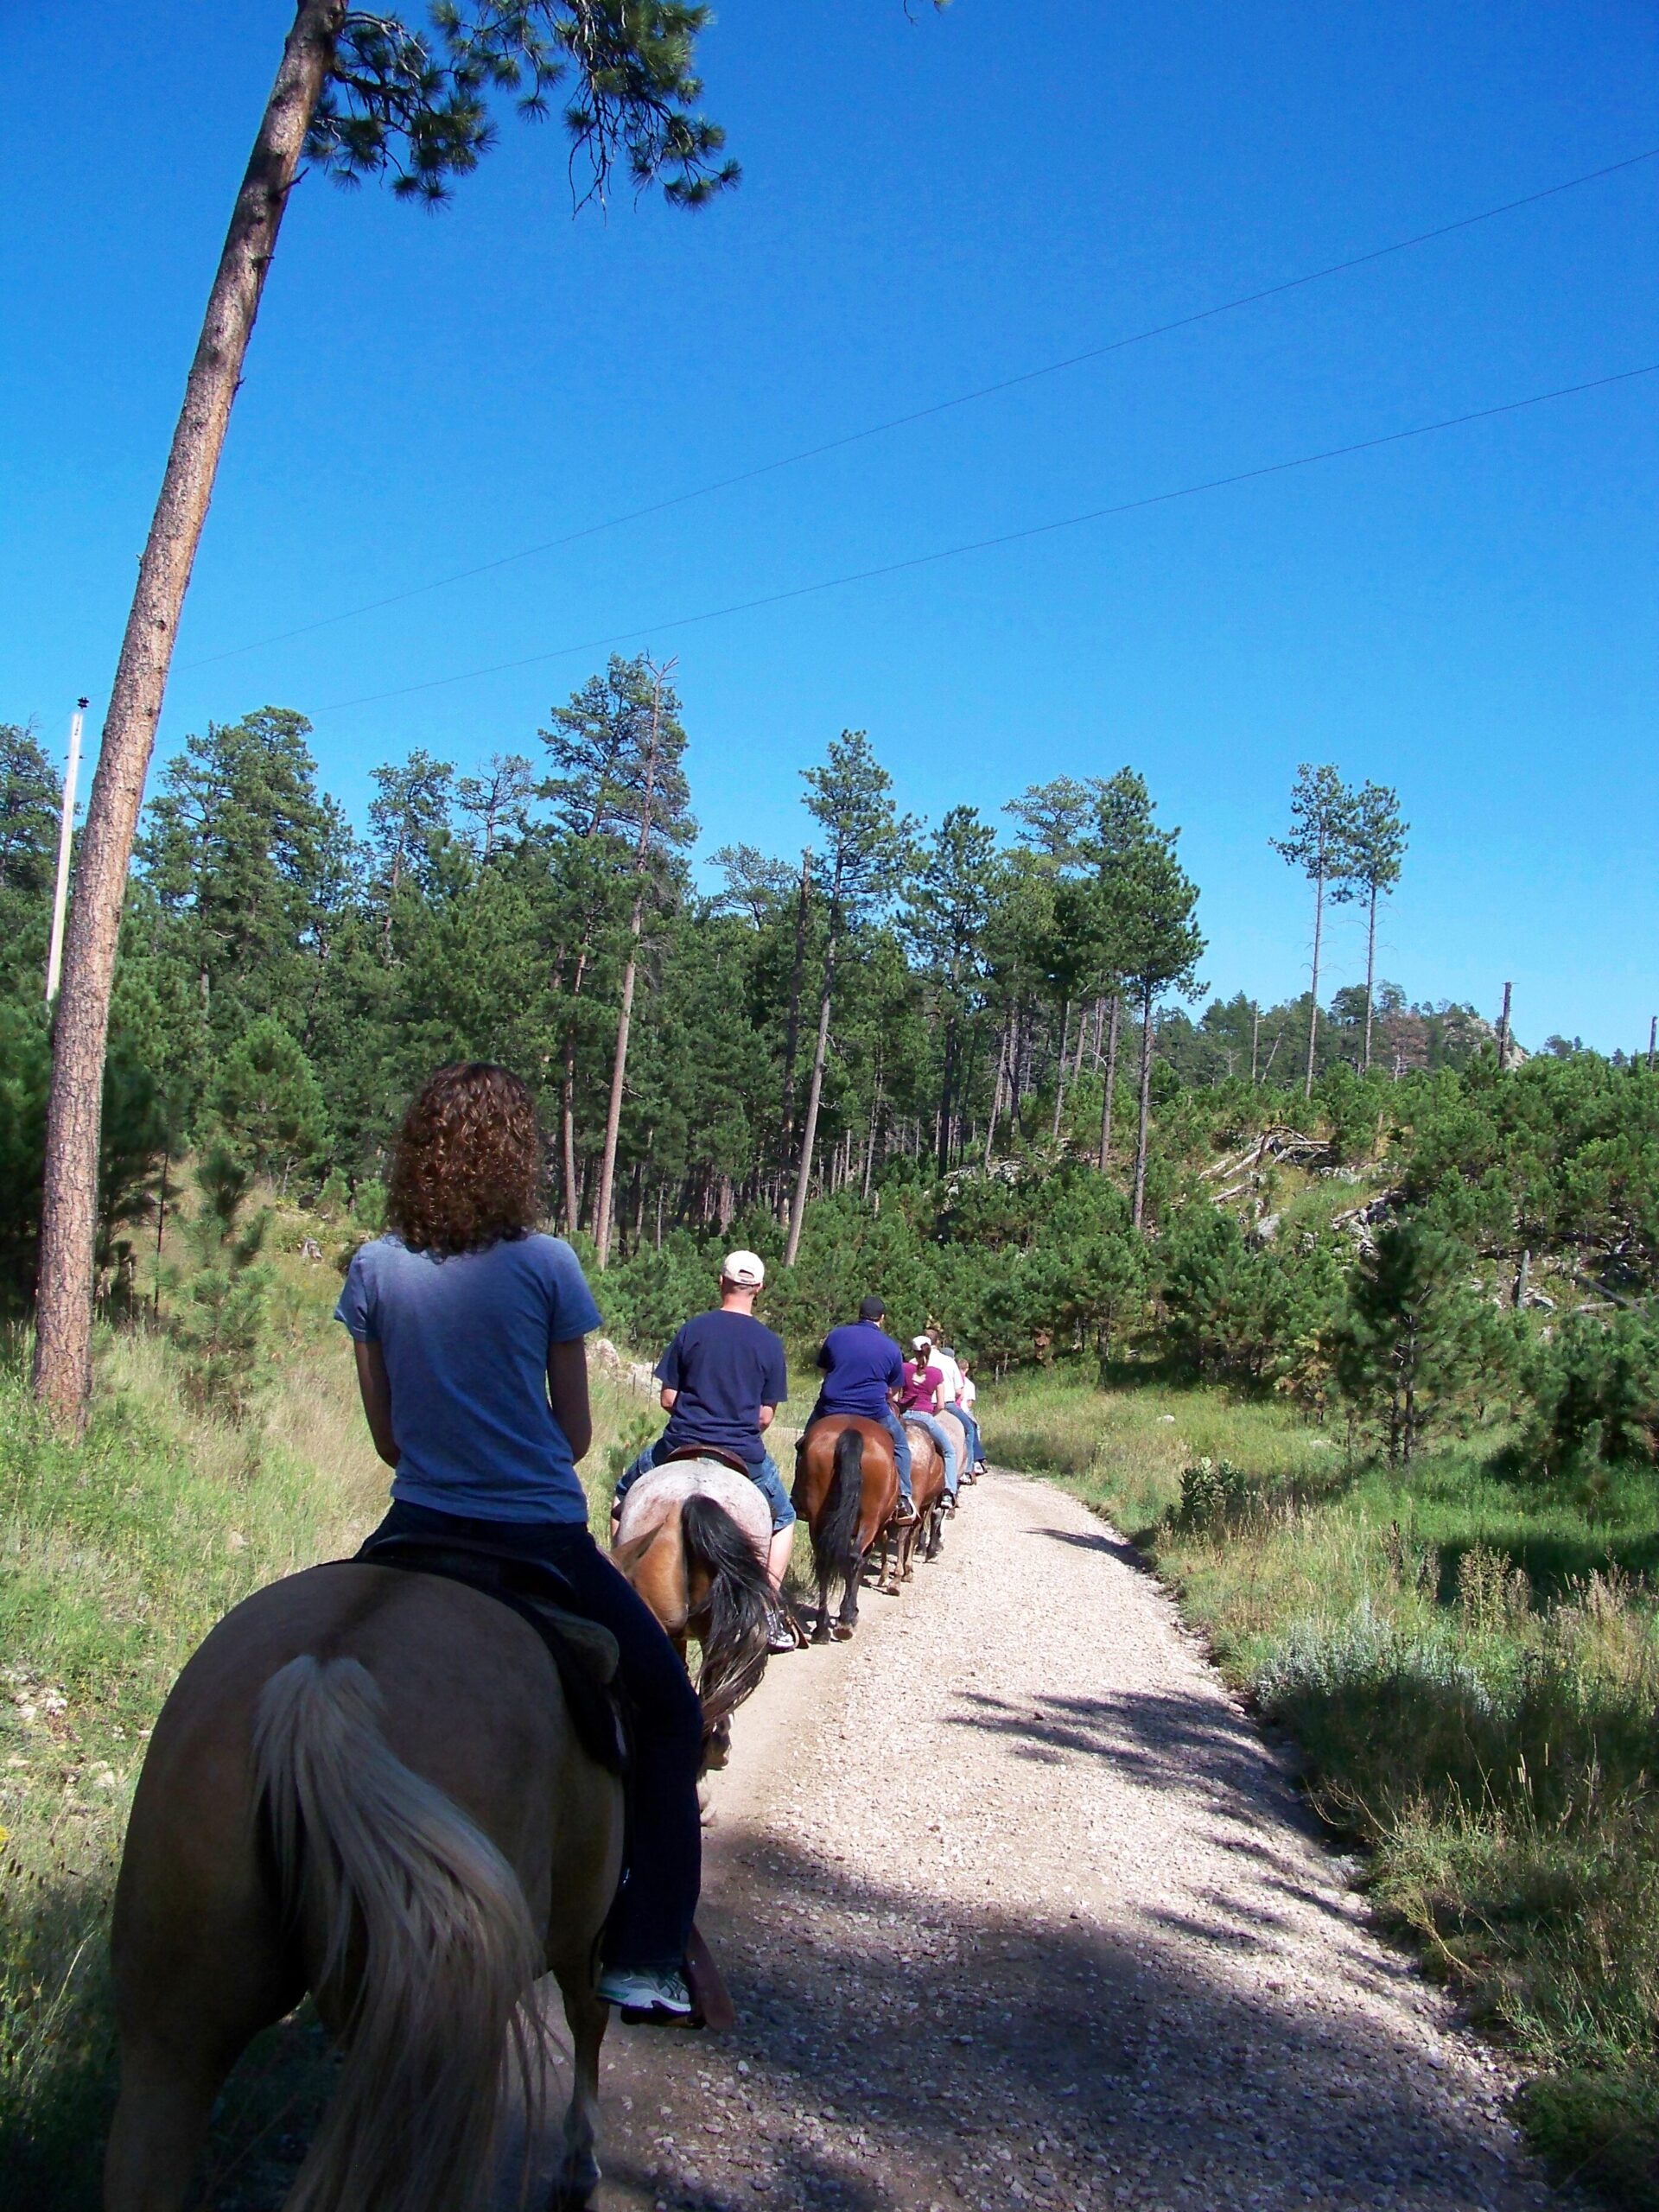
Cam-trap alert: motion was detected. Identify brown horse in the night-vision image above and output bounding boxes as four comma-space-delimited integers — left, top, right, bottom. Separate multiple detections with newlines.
104, 1563, 621, 2212
791, 1415, 899, 1642
612, 1460, 776, 1771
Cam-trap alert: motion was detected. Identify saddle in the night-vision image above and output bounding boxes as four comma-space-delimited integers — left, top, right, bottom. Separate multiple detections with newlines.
661, 1443, 754, 1478
353, 1531, 628, 1775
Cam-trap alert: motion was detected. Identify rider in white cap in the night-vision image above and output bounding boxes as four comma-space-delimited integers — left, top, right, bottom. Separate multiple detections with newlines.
613, 1250, 796, 1649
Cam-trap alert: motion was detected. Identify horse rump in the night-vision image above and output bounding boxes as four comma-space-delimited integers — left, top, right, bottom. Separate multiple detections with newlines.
679, 1491, 773, 1726
252, 1653, 550, 2212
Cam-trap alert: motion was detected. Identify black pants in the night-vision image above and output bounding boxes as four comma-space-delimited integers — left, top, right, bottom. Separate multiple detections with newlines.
368, 1499, 702, 1975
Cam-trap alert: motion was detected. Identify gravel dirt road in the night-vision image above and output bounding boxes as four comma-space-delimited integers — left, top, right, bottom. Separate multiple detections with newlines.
583, 1467, 1564, 2212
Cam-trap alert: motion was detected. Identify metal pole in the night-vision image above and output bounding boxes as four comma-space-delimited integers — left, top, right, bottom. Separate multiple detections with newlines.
44, 699, 88, 1005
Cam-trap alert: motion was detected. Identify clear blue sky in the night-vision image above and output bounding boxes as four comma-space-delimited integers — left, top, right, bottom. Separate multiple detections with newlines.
3, 1, 1656, 1050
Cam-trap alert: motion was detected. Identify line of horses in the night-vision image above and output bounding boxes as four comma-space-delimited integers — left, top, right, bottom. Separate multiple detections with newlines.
100, 1402, 976, 2212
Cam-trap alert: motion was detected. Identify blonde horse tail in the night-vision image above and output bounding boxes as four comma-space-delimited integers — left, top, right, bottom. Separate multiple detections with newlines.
252, 1654, 549, 2212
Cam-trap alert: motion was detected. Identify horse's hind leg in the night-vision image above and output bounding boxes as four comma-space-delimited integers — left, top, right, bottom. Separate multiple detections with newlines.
551, 1976, 608, 2209
105, 2036, 240, 2212
835, 1549, 864, 1637
812, 1559, 834, 1643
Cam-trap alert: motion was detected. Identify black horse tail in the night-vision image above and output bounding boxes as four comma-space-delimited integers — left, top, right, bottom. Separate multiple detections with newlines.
815, 1426, 867, 1604
680, 1493, 773, 1728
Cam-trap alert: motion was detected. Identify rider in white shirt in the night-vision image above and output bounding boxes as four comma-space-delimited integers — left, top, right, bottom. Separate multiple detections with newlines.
938, 1344, 986, 1475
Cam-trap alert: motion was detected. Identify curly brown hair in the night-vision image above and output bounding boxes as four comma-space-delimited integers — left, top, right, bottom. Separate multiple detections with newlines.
385, 1063, 543, 1257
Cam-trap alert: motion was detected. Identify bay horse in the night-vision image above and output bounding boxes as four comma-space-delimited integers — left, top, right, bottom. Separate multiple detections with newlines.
613, 1459, 776, 1771
104, 1562, 621, 2212
791, 1415, 899, 1643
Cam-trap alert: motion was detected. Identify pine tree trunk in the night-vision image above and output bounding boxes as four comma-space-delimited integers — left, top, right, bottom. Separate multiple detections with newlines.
1132, 982, 1155, 1232
1304, 862, 1325, 1099
593, 901, 642, 1268
779, 847, 810, 1147
984, 1012, 1009, 1168
1051, 1001, 1070, 1143
34, 0, 345, 1429
1098, 993, 1121, 1171
593, 680, 663, 1268
1363, 882, 1378, 1073
785, 906, 839, 1266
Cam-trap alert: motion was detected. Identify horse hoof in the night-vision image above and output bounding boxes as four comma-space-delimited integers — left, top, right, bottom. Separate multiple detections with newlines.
811, 1628, 833, 1646
832, 1623, 855, 1641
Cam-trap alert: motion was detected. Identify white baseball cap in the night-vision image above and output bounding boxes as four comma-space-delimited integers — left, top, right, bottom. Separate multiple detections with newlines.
912, 1334, 933, 1351
721, 1249, 766, 1288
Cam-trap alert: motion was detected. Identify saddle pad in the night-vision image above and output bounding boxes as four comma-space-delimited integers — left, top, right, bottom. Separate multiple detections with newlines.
353, 1535, 627, 1774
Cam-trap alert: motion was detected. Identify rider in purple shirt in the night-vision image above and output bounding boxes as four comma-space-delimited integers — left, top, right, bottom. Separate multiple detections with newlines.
807, 1296, 916, 1520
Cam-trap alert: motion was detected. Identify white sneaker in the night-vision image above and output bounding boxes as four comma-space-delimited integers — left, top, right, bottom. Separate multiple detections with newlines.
597, 1966, 693, 2018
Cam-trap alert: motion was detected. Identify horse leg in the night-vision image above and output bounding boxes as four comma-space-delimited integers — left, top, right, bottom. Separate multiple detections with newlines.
104, 2034, 244, 2212
550, 1975, 608, 2209
835, 1549, 863, 1637
813, 1555, 834, 1643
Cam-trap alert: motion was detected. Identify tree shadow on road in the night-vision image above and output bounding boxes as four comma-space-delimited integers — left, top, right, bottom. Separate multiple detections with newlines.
590, 1828, 1547, 2212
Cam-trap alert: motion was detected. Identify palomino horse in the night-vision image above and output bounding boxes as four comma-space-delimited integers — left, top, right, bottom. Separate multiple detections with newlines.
791, 1416, 899, 1643
105, 1563, 620, 2212
613, 1459, 775, 1770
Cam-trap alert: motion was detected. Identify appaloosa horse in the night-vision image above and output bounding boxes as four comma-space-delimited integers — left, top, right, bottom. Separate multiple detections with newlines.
613, 1459, 777, 1770
791, 1415, 899, 1642
104, 1564, 622, 2212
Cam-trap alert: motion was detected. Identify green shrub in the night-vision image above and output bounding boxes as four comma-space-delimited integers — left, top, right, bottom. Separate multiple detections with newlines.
1172, 1454, 1260, 1532
1522, 1312, 1659, 1482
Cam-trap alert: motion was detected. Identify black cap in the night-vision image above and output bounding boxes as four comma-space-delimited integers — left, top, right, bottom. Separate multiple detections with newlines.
857, 1295, 886, 1321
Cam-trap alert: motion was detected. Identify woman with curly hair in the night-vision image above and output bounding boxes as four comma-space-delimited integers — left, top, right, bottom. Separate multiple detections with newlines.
335, 1060, 702, 2023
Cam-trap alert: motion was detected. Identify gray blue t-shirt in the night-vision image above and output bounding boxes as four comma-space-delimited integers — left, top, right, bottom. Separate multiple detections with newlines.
335, 1231, 602, 1523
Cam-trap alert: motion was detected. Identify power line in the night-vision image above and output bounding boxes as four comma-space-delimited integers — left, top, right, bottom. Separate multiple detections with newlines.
187, 145, 1659, 674
309, 360, 1658, 716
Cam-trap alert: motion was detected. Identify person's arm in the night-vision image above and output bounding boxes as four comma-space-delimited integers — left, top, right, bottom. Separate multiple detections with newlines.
930, 1368, 945, 1414
547, 1337, 594, 1462
659, 1387, 679, 1413
353, 1339, 399, 1469
758, 1403, 776, 1433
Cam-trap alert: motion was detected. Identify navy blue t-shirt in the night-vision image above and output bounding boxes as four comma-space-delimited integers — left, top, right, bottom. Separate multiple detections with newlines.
814, 1319, 905, 1420
658, 1310, 789, 1468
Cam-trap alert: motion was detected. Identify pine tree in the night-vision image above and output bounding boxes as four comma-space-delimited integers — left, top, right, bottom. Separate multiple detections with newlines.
786, 732, 914, 1267
1272, 763, 1356, 1098
592, 658, 695, 1268
1332, 780, 1408, 1073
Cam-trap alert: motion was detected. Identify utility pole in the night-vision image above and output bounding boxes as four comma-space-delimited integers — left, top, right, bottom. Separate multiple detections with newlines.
44, 700, 88, 1006
1496, 981, 1513, 1072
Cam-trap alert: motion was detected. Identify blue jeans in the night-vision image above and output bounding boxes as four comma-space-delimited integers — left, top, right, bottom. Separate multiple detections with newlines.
904, 1411, 960, 1501
616, 1435, 796, 1532
880, 1408, 914, 1503
950, 1403, 984, 1468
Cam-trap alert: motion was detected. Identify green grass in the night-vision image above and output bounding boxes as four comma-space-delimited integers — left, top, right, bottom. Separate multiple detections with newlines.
985, 1366, 1659, 2209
